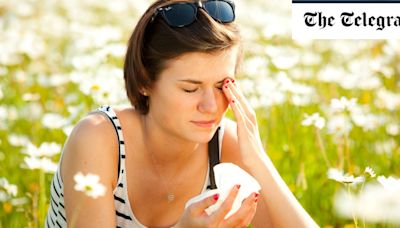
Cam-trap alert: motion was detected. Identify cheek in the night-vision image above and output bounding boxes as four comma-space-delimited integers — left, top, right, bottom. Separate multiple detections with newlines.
218, 92, 229, 112
167, 93, 194, 111
154, 83, 183, 106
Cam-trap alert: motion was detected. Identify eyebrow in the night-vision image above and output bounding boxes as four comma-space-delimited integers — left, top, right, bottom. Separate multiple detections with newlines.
178, 79, 226, 84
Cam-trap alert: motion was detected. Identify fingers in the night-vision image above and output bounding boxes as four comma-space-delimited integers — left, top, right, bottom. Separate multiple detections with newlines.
241, 193, 259, 225
223, 192, 259, 227
226, 89, 249, 130
223, 79, 257, 124
223, 80, 258, 133
209, 185, 241, 223
189, 193, 220, 216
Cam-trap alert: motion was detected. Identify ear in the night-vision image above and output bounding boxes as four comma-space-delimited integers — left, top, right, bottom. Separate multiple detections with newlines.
139, 87, 149, 96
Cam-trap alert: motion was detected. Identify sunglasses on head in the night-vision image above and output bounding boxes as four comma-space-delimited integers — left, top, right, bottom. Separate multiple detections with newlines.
153, 0, 235, 28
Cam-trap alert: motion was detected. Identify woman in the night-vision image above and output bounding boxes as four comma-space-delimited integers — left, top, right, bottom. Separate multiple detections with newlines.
46, 0, 318, 227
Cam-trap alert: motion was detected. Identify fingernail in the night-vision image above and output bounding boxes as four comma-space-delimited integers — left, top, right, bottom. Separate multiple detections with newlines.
213, 193, 219, 201
235, 184, 241, 190
231, 100, 235, 103
224, 85, 228, 89
254, 193, 259, 202
225, 79, 230, 84
231, 79, 235, 83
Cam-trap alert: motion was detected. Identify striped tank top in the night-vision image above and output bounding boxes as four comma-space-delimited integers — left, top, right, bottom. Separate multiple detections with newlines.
45, 105, 224, 227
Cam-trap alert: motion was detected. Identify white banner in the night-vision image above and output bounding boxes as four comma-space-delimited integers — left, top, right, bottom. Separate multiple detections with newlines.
292, 2, 400, 39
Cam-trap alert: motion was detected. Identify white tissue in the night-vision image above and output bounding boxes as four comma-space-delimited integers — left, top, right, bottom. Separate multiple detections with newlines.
185, 163, 261, 219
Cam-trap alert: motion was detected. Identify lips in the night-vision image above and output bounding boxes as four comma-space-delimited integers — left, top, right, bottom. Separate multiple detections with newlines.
191, 120, 216, 128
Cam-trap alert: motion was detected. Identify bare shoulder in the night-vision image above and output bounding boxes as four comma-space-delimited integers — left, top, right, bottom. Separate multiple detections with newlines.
59, 111, 121, 226
60, 111, 119, 187
113, 106, 142, 131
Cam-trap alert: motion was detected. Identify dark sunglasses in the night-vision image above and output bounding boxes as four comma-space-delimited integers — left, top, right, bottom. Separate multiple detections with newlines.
153, 0, 235, 28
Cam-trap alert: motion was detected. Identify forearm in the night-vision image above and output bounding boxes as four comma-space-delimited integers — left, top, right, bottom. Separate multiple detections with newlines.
245, 151, 318, 228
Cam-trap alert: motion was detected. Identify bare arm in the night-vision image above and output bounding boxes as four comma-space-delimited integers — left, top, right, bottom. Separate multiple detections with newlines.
61, 113, 119, 227
250, 152, 318, 228
222, 118, 317, 228
221, 77, 318, 228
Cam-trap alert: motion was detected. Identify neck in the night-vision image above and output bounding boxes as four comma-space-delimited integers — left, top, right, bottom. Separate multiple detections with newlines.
141, 113, 201, 166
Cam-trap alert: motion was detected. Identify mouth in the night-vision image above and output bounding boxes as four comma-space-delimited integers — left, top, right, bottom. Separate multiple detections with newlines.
191, 120, 216, 128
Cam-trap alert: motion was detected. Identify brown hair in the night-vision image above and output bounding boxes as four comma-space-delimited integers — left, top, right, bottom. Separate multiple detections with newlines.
124, 0, 242, 114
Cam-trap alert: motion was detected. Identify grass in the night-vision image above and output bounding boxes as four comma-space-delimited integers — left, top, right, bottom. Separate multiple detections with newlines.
1, 0, 399, 227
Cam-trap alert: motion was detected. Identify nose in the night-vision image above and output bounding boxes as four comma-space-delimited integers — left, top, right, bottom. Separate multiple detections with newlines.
198, 88, 218, 114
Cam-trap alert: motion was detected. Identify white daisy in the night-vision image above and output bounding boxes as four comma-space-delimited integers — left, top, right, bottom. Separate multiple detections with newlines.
0, 178, 18, 202
364, 167, 376, 178
335, 182, 400, 224
377, 176, 400, 191
302, 112, 325, 129
23, 156, 58, 173
327, 168, 365, 185
74, 172, 106, 199
330, 97, 358, 113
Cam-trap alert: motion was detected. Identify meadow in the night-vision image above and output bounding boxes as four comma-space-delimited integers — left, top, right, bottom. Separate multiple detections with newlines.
0, 0, 399, 227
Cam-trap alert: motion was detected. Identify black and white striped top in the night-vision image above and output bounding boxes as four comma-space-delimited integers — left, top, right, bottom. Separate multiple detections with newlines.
45, 105, 224, 227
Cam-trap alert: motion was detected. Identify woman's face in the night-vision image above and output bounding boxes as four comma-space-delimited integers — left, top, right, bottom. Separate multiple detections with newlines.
147, 46, 239, 143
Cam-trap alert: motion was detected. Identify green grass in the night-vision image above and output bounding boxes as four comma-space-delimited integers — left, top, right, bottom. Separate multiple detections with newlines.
1, 0, 400, 227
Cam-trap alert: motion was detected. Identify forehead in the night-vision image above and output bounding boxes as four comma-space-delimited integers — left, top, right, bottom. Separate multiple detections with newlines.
160, 46, 239, 81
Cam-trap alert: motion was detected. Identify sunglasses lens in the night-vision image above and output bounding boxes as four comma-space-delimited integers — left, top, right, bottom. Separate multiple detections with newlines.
162, 3, 196, 27
204, 1, 235, 23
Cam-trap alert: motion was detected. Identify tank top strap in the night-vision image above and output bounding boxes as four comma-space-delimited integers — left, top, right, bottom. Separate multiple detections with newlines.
207, 123, 225, 190
96, 105, 126, 180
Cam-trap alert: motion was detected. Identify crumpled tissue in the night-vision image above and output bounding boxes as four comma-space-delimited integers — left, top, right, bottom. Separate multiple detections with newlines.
185, 163, 261, 218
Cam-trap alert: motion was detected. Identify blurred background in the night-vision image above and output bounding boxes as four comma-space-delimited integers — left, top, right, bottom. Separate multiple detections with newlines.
0, 0, 399, 227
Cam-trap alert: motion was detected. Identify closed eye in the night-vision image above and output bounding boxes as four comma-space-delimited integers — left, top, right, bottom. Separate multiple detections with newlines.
216, 83, 224, 91
183, 88, 198, 93
183, 86, 223, 93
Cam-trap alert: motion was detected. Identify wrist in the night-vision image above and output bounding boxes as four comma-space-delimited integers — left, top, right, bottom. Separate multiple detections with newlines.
243, 147, 269, 167
243, 149, 277, 180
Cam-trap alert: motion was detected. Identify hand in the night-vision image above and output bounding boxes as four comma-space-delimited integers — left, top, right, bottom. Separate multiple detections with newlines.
222, 79, 265, 165
174, 185, 258, 228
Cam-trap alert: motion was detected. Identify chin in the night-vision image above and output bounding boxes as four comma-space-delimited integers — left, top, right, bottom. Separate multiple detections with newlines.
187, 127, 218, 144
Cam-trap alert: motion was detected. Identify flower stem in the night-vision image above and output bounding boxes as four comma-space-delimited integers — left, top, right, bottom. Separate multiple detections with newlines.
359, 182, 366, 228
39, 170, 46, 228
347, 185, 358, 228
344, 134, 352, 173
315, 128, 331, 167
337, 138, 344, 170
